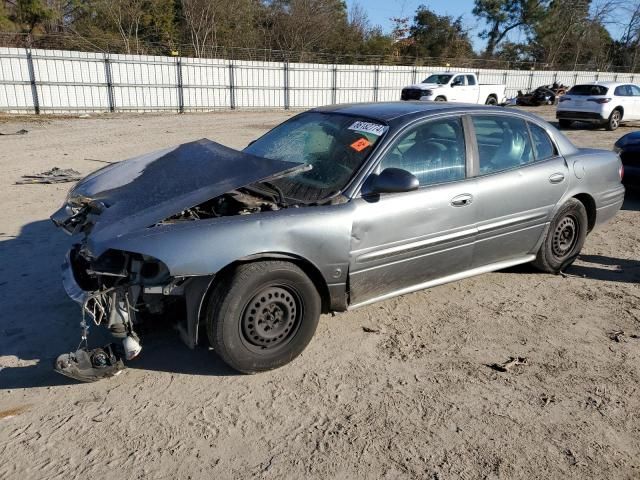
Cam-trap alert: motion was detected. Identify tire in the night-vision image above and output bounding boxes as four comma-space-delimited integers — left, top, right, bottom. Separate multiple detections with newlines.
532, 199, 588, 274
434, 96, 446, 102
606, 109, 622, 131
558, 119, 572, 129
206, 261, 321, 373
485, 96, 498, 105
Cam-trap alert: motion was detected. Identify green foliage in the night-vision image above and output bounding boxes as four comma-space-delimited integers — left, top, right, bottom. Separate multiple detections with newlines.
404, 5, 474, 59
0, 0, 635, 71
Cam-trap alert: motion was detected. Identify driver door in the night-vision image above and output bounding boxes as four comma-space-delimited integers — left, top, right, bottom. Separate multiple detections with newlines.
348, 115, 478, 306
449, 75, 466, 102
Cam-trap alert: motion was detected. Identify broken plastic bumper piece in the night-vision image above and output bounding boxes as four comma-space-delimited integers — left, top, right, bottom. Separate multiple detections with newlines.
54, 344, 125, 383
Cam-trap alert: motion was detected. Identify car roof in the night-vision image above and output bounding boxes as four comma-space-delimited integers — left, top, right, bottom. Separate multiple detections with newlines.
573, 81, 631, 88
312, 102, 503, 122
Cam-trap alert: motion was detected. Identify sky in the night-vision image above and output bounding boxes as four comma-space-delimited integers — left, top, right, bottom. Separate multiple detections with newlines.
346, 0, 623, 53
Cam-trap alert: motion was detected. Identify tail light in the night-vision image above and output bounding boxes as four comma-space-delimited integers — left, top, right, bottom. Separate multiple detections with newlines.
587, 98, 611, 104
558, 96, 571, 102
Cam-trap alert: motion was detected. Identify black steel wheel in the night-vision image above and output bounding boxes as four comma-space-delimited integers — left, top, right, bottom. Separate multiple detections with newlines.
206, 261, 321, 373
551, 216, 579, 260
240, 286, 302, 352
532, 199, 588, 273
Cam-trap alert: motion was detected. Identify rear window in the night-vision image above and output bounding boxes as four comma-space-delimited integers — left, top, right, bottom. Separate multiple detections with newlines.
568, 85, 609, 96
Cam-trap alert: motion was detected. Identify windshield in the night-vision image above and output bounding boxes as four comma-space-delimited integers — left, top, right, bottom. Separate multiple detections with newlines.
568, 84, 609, 96
244, 112, 387, 202
423, 74, 453, 85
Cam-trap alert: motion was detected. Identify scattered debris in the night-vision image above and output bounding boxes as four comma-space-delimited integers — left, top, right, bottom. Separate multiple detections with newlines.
608, 330, 640, 342
84, 157, 114, 164
487, 356, 528, 372
362, 326, 380, 333
540, 394, 556, 407
559, 270, 586, 279
16, 167, 82, 184
609, 330, 625, 342
0, 128, 28, 136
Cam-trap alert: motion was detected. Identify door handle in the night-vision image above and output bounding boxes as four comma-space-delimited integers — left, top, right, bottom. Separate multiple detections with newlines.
549, 173, 565, 184
451, 193, 473, 207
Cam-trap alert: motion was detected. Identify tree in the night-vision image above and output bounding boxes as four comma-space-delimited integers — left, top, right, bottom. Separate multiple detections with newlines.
528, 0, 615, 69
473, 0, 547, 57
265, 0, 349, 54
404, 5, 474, 60
6, 0, 54, 33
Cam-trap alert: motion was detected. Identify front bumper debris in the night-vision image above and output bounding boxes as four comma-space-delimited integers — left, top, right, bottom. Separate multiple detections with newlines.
54, 344, 125, 383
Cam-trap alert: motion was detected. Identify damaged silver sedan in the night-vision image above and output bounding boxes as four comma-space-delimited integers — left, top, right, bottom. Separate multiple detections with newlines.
51, 102, 625, 380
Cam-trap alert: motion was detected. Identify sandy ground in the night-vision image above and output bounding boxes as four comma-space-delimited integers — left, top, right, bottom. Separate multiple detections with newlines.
0, 105, 639, 479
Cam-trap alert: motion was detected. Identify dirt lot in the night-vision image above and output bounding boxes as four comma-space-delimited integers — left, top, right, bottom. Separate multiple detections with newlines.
0, 105, 639, 479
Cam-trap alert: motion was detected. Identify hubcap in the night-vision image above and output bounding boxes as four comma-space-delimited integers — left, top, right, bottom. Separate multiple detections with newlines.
241, 286, 300, 350
552, 216, 578, 258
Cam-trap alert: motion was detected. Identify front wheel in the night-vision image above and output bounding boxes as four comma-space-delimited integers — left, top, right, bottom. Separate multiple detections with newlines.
206, 261, 321, 373
434, 96, 446, 102
532, 199, 588, 273
485, 96, 498, 105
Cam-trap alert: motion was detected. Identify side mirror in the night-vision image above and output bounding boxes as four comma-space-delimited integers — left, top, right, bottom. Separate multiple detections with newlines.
367, 168, 419, 195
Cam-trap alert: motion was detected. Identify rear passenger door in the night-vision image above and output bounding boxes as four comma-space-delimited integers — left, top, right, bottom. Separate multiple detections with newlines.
470, 114, 569, 267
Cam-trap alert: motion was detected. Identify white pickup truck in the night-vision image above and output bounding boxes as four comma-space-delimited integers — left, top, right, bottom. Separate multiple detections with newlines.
401, 72, 506, 105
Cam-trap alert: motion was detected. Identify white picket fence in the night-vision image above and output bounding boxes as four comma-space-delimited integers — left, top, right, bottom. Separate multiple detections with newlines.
1, 47, 639, 114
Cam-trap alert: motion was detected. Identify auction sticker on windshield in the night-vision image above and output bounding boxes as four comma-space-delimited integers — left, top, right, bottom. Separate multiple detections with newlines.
348, 121, 387, 137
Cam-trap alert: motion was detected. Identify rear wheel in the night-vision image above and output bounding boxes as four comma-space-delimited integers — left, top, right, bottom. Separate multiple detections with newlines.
206, 261, 321, 373
558, 119, 572, 129
434, 96, 446, 102
485, 96, 498, 105
532, 199, 588, 273
606, 109, 622, 131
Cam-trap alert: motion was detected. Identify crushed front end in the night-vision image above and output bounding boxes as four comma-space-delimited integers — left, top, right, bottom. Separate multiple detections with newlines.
55, 240, 215, 382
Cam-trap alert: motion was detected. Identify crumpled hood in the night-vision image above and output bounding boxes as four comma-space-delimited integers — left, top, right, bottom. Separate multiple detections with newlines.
403, 83, 443, 90
51, 138, 304, 249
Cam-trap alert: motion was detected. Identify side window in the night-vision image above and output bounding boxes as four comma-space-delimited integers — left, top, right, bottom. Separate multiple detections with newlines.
380, 117, 466, 186
452, 75, 465, 86
630, 85, 640, 96
615, 85, 630, 96
528, 123, 556, 161
466, 75, 477, 86
472, 115, 534, 174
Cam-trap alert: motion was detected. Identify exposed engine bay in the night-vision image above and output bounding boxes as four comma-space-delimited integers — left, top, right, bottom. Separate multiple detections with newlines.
161, 185, 287, 222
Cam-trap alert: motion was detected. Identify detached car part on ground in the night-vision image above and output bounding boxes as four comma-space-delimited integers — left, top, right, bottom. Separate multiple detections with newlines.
556, 82, 640, 131
614, 131, 640, 186
511, 84, 568, 107
51, 102, 625, 380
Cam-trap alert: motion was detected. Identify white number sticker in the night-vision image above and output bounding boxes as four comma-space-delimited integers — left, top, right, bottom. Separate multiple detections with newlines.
348, 121, 387, 137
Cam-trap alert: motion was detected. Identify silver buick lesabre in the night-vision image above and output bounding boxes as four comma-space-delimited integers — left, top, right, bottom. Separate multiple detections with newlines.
51, 102, 625, 380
